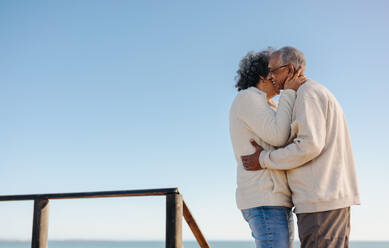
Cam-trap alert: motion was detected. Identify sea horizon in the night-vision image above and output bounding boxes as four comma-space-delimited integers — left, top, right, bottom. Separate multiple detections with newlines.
1, 240, 389, 248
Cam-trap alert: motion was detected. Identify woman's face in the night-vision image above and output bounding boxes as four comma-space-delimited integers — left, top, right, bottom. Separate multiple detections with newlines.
258, 77, 279, 99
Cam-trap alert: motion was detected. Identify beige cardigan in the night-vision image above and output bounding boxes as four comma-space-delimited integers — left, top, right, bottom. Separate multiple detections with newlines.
260, 80, 360, 213
229, 87, 296, 210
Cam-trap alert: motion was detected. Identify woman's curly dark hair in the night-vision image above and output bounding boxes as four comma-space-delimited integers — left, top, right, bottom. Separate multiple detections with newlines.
235, 48, 273, 91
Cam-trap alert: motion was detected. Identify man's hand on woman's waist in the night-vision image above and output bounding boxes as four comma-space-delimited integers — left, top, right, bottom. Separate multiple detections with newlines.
241, 139, 264, 171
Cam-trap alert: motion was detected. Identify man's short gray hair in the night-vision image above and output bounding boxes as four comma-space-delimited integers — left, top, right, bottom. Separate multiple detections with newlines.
276, 46, 306, 70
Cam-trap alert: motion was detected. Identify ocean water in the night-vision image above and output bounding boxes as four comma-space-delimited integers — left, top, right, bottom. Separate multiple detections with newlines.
0, 241, 388, 248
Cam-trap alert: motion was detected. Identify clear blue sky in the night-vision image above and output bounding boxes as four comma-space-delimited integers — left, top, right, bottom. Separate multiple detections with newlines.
1, 0, 388, 241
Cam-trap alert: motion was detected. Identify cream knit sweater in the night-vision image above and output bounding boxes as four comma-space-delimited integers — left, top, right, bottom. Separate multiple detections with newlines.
259, 80, 360, 213
229, 87, 297, 210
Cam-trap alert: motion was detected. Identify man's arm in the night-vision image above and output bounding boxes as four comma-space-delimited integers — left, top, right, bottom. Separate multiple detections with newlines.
259, 94, 327, 170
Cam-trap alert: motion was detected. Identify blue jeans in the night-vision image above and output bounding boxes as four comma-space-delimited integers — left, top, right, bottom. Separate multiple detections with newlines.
241, 206, 294, 248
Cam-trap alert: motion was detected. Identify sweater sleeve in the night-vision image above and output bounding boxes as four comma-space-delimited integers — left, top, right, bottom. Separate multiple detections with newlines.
259, 94, 327, 170
238, 89, 296, 147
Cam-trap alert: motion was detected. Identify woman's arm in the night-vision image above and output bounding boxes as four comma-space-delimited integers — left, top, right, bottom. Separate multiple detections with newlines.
238, 89, 296, 147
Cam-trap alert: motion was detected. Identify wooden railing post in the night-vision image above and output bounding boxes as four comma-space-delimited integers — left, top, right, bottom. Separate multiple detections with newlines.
166, 193, 183, 248
31, 199, 49, 248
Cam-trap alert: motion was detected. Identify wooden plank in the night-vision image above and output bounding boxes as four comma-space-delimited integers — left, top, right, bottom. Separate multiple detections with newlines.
31, 199, 49, 248
166, 193, 183, 248
183, 201, 210, 248
0, 188, 179, 202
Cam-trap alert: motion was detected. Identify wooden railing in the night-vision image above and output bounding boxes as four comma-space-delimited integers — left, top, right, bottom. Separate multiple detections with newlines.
0, 188, 210, 248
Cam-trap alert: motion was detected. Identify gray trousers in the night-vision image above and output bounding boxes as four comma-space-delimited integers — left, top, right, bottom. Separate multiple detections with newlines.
297, 207, 350, 248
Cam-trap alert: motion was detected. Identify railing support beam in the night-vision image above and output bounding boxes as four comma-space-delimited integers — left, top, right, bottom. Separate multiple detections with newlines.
183, 201, 210, 248
31, 199, 49, 248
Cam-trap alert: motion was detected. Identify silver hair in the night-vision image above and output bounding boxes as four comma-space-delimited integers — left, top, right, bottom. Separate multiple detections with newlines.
276, 46, 306, 70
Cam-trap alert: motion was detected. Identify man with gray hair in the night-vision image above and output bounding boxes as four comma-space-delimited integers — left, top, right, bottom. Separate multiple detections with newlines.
241, 46, 360, 247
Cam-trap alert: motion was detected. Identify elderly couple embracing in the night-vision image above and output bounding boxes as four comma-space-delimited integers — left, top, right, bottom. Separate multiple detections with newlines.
229, 46, 360, 248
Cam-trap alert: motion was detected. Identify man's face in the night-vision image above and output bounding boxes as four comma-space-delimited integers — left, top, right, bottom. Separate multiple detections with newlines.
267, 53, 290, 91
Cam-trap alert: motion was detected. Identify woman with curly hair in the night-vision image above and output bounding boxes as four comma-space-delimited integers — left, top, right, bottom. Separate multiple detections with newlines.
229, 48, 304, 248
